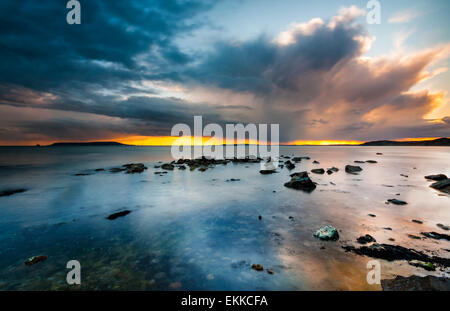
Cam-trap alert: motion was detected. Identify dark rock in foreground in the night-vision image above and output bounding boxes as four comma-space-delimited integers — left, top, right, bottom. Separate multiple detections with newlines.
107, 210, 132, 220
386, 199, 407, 205
284, 172, 316, 192
25, 255, 47, 266
0, 188, 27, 197
357, 234, 376, 244
430, 178, 450, 194
342, 243, 450, 267
381, 275, 450, 291
421, 231, 450, 241
345, 165, 362, 174
425, 174, 447, 181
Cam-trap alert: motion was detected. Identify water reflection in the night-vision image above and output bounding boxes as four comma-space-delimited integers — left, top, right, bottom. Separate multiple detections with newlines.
0, 146, 448, 290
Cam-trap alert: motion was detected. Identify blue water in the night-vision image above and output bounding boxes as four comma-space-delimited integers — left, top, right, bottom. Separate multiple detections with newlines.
0, 146, 449, 290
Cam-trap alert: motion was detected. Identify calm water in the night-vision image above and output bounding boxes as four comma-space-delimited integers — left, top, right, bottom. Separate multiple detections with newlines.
0, 146, 449, 290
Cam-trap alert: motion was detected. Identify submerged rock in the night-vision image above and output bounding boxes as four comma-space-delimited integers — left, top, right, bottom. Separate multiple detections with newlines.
357, 234, 376, 244
421, 232, 450, 241
437, 223, 449, 231
313, 225, 339, 241
251, 264, 264, 271
284, 171, 316, 192
342, 243, 450, 267
425, 174, 447, 181
386, 199, 408, 205
345, 165, 362, 174
260, 170, 277, 175
25, 255, 47, 266
381, 275, 450, 291
430, 178, 450, 194
0, 188, 27, 197
311, 168, 325, 174
408, 260, 436, 271
107, 210, 132, 220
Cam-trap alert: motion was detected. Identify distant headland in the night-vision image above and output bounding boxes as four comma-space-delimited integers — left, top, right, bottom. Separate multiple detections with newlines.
49, 142, 129, 147
360, 137, 450, 146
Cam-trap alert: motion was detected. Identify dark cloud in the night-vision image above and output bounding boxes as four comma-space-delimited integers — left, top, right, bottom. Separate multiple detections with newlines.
0, 3, 448, 144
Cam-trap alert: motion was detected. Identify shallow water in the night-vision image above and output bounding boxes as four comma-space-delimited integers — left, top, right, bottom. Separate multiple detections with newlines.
0, 146, 449, 290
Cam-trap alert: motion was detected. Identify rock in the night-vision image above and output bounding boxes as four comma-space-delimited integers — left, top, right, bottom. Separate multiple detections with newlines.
198, 167, 208, 172
357, 234, 376, 244
74, 173, 91, 176
251, 264, 264, 271
292, 156, 309, 162
326, 167, 339, 174
408, 234, 421, 240
311, 168, 325, 174
425, 174, 447, 181
412, 219, 423, 224
376, 153, 383, 155
430, 178, 450, 194
366, 160, 378, 163
386, 199, 407, 205
260, 170, 277, 175
178, 165, 186, 170
106, 210, 132, 220
109, 167, 126, 173
95, 168, 105, 172
354, 160, 365, 164
400, 174, 408, 178
25, 255, 47, 266
342, 243, 450, 267
381, 275, 450, 291
161, 163, 175, 171
383, 227, 392, 230
313, 225, 339, 241
421, 232, 450, 241
284, 172, 316, 192
345, 165, 362, 174
267, 268, 274, 275
313, 160, 320, 164
368, 214, 376, 217
258, 215, 262, 220
0, 188, 27, 197
123, 163, 147, 174
437, 223, 449, 231
408, 260, 436, 271
285, 160, 295, 170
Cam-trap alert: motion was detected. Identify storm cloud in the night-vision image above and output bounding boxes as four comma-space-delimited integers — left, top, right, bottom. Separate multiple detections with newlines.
0, 2, 448, 144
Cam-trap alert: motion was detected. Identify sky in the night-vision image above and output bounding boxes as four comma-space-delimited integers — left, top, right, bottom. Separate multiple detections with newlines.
0, 0, 449, 145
